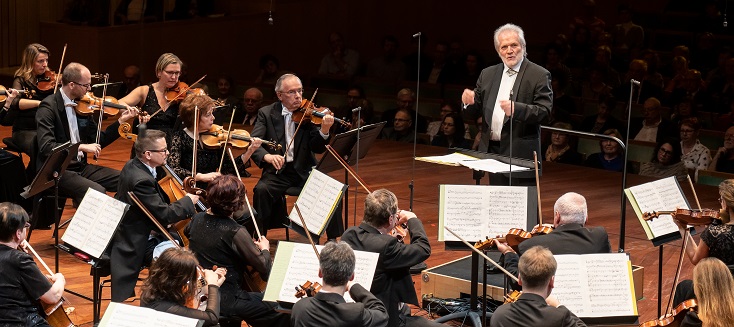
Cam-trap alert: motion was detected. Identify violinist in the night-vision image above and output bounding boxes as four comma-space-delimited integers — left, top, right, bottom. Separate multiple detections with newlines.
496, 193, 610, 289
291, 241, 389, 327
672, 258, 734, 327
489, 246, 586, 327
673, 179, 734, 266
0, 202, 66, 326
110, 128, 199, 302
140, 248, 226, 327
0, 44, 52, 155
185, 175, 289, 327
36, 62, 143, 205
341, 189, 437, 327
118, 53, 185, 139
250, 73, 341, 238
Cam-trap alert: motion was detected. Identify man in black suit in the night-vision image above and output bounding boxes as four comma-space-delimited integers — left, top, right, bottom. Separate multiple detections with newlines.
291, 241, 388, 327
35, 62, 142, 204
461, 23, 552, 184
109, 129, 198, 302
497, 192, 611, 289
250, 74, 341, 237
629, 97, 674, 143
489, 246, 587, 327
341, 189, 441, 327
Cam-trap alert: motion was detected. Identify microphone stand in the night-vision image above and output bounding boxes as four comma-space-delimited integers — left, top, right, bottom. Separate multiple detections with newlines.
508, 90, 514, 186
409, 31, 421, 211
354, 106, 362, 227
619, 79, 640, 253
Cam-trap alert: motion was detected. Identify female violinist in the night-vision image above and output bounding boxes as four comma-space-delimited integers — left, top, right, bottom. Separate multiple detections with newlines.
0, 44, 52, 154
140, 247, 226, 327
118, 53, 185, 140
673, 179, 734, 266
0, 202, 66, 326
671, 257, 734, 327
185, 175, 289, 327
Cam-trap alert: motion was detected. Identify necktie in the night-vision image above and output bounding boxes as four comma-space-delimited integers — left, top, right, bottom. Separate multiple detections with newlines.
506, 68, 517, 77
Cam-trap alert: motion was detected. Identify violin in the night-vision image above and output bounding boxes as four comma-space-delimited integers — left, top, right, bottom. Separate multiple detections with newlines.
293, 99, 351, 128
200, 124, 282, 151
643, 208, 724, 226
74, 92, 122, 117
294, 280, 323, 298
36, 70, 59, 92
504, 290, 522, 304
165, 81, 206, 104
639, 299, 697, 327
391, 223, 409, 242
0, 85, 35, 102
530, 223, 554, 235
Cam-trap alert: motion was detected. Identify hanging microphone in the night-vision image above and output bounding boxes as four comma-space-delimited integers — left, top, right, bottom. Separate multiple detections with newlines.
351, 106, 362, 113
630, 79, 641, 86
413, 32, 421, 38
268, 11, 274, 25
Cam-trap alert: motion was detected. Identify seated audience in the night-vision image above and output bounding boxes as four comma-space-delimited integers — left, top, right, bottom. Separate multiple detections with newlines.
255, 54, 288, 84
431, 112, 471, 149
679, 118, 711, 180
381, 109, 422, 144
631, 97, 674, 143
380, 88, 428, 133
365, 35, 406, 84
318, 32, 360, 78
579, 95, 624, 134
584, 129, 626, 172
639, 140, 689, 179
141, 248, 226, 326
543, 122, 582, 165
710, 126, 734, 174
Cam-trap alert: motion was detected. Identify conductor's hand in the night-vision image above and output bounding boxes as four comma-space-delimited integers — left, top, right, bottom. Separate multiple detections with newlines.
185, 193, 200, 204
499, 100, 515, 116
320, 113, 335, 134
255, 236, 270, 252
204, 269, 226, 287
461, 89, 475, 106
79, 143, 101, 157
264, 154, 285, 170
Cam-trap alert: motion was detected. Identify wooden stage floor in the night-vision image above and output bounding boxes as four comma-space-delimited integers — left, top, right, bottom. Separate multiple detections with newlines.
1, 125, 720, 326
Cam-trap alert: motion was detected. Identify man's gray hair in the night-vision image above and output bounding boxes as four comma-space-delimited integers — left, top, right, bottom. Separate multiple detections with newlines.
553, 192, 587, 225
319, 241, 356, 287
274, 73, 301, 93
493, 23, 527, 52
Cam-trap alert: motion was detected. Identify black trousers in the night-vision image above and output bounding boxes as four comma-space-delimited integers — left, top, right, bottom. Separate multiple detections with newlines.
58, 163, 119, 204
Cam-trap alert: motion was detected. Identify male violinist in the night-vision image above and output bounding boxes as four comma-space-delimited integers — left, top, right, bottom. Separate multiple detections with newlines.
341, 189, 443, 327
35, 62, 144, 205
250, 73, 342, 238
109, 128, 199, 302
489, 246, 587, 327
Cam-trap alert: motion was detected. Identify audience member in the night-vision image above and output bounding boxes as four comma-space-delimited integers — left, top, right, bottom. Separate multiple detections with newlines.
580, 95, 624, 134
584, 129, 625, 172
381, 109, 420, 144
214, 75, 239, 108
454, 50, 485, 86
255, 54, 288, 84
318, 32, 360, 78
426, 42, 458, 84
366, 35, 406, 84
679, 118, 712, 179
639, 140, 689, 179
550, 78, 576, 126
710, 126, 734, 173
380, 88, 428, 133
426, 102, 461, 140
544, 45, 572, 91
118, 64, 141, 98
610, 5, 644, 64
591, 45, 621, 89
615, 59, 663, 104
579, 66, 613, 101
543, 122, 582, 165
431, 112, 471, 149
631, 97, 674, 143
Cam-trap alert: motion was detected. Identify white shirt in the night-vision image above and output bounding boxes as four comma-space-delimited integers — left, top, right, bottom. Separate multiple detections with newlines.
634, 118, 661, 142
282, 107, 330, 163
490, 59, 522, 141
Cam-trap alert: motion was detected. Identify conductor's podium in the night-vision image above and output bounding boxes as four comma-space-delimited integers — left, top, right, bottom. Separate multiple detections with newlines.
421, 254, 644, 304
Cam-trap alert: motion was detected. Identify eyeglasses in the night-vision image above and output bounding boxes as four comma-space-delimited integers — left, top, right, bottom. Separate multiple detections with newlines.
24, 222, 31, 229
163, 70, 181, 76
658, 148, 673, 156
147, 148, 169, 154
73, 81, 91, 90
726, 133, 734, 140
279, 88, 303, 96
680, 129, 695, 134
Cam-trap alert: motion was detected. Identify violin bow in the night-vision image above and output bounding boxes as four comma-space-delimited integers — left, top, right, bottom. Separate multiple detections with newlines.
128, 192, 182, 249
192, 106, 200, 183
53, 44, 67, 94
280, 88, 318, 169
21, 240, 71, 313
325, 145, 372, 194
226, 147, 262, 240
687, 175, 703, 211
533, 151, 542, 225
444, 226, 519, 283
218, 108, 238, 172
294, 203, 320, 260
93, 74, 110, 162
149, 74, 207, 119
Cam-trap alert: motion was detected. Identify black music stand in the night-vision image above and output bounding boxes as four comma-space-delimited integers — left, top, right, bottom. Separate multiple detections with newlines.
316, 121, 385, 229
21, 141, 79, 272
451, 148, 536, 186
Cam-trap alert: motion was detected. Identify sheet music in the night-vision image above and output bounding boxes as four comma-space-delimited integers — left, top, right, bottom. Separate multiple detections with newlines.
99, 302, 202, 327
61, 189, 128, 258
439, 185, 527, 242
458, 158, 531, 173
553, 253, 637, 318
415, 152, 479, 166
288, 169, 345, 235
264, 242, 379, 304
627, 177, 689, 239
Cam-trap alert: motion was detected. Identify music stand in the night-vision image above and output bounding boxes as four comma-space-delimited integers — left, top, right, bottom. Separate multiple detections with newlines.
21, 141, 79, 272
316, 121, 385, 229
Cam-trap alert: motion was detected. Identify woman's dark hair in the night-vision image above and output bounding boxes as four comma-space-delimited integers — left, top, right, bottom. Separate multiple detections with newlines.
206, 175, 246, 217
0, 202, 29, 242
141, 248, 199, 306
442, 112, 467, 146
651, 139, 683, 164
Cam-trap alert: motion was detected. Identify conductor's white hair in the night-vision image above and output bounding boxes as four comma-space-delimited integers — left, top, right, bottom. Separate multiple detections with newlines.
553, 192, 587, 225
493, 23, 527, 52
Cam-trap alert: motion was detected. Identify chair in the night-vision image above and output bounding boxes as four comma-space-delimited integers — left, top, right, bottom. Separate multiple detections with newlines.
697, 170, 734, 187
2, 137, 23, 157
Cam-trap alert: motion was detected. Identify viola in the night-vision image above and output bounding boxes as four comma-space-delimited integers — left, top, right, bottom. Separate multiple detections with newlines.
504, 290, 522, 304
643, 208, 724, 226
295, 280, 323, 298
0, 85, 35, 102
639, 299, 697, 327
200, 124, 282, 151
36, 70, 59, 92
391, 223, 409, 242
293, 99, 351, 128
165, 81, 206, 104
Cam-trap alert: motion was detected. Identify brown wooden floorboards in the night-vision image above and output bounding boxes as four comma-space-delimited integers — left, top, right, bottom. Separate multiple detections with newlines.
1, 124, 719, 326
